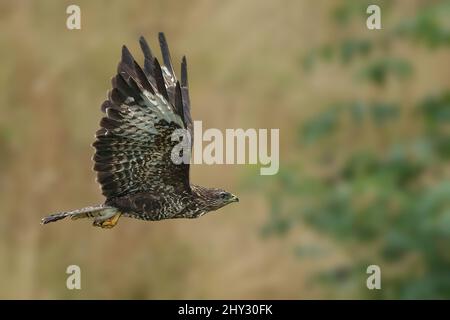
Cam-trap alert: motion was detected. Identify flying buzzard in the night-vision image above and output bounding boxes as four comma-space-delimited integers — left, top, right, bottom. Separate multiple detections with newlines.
41, 33, 238, 229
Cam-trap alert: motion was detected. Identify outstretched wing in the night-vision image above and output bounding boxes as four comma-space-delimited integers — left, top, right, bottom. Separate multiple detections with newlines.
93, 33, 193, 199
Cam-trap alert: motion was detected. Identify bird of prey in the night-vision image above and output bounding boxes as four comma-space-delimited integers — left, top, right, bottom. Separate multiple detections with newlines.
41, 33, 238, 229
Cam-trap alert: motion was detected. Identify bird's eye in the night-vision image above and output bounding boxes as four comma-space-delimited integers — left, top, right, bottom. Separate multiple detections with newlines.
220, 192, 228, 199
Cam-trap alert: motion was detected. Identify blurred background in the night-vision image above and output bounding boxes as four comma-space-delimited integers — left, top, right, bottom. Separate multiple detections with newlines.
0, 0, 449, 299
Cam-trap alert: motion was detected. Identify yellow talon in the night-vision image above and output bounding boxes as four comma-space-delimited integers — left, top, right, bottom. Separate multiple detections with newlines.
95, 213, 122, 229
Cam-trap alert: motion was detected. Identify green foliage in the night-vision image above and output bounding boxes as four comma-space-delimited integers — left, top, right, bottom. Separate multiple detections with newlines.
340, 39, 373, 64
395, 1, 450, 48
256, 0, 450, 299
419, 91, 450, 128
358, 58, 412, 86
301, 106, 340, 144
300, 101, 400, 144
266, 91, 450, 298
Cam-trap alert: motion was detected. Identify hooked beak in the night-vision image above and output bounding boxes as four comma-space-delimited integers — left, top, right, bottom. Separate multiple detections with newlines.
230, 194, 239, 203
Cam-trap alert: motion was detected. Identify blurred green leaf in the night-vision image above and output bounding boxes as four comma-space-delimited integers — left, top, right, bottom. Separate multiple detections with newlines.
418, 91, 450, 127
358, 58, 412, 86
340, 39, 372, 64
370, 102, 400, 125
301, 106, 341, 143
395, 1, 450, 48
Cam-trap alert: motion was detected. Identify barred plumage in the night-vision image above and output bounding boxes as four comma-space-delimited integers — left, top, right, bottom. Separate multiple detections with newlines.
42, 33, 238, 228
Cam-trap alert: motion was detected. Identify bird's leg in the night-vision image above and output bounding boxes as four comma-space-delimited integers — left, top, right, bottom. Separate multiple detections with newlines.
93, 212, 122, 229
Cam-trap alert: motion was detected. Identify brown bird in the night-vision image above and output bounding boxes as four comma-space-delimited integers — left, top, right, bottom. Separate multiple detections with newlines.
41, 33, 238, 229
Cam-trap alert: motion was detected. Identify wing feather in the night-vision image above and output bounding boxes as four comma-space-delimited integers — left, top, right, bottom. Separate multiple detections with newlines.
153, 58, 169, 102
158, 32, 175, 77
180, 56, 193, 140
139, 36, 155, 83
93, 34, 193, 199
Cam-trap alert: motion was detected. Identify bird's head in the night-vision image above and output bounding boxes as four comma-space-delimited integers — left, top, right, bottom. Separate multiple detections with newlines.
212, 189, 240, 208
193, 186, 239, 214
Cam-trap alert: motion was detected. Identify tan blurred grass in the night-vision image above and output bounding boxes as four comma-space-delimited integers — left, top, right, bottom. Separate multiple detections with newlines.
0, 0, 323, 299
0, 0, 448, 299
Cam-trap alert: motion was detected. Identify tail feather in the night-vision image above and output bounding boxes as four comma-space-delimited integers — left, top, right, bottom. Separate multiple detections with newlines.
41, 205, 115, 225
